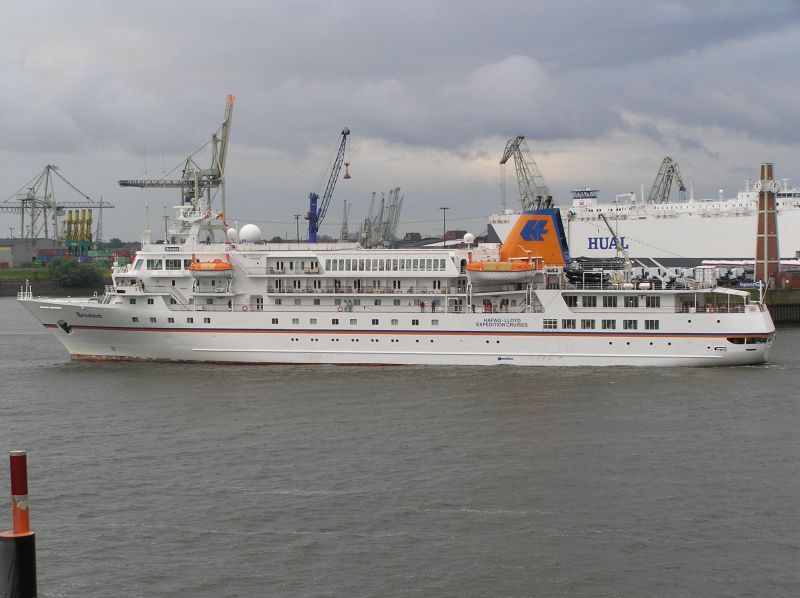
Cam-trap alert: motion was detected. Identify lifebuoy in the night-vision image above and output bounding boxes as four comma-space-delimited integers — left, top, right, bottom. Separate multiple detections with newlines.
337, 306, 344, 312
242, 305, 248, 311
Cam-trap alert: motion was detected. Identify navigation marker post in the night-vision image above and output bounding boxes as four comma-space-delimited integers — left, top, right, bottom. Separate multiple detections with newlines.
0, 450, 38, 597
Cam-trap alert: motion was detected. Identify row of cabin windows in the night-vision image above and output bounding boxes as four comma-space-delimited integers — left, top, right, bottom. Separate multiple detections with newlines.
545, 319, 660, 330
135, 259, 194, 271
564, 295, 661, 308
271, 261, 319, 271
131, 316, 439, 327
324, 258, 448, 272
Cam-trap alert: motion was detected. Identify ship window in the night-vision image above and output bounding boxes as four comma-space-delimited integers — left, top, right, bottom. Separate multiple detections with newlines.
562, 319, 576, 329
394, 299, 401, 306
148, 298, 154, 305
358, 259, 365, 271
391, 319, 399, 325
334, 299, 341, 305
294, 299, 301, 305
412, 319, 419, 325
602, 319, 616, 330
543, 319, 558, 330
132, 317, 138, 323
129, 298, 136, 304
272, 318, 279, 324
353, 299, 361, 306
313, 299, 320, 305
392, 259, 398, 271
581, 319, 595, 330
338, 259, 344, 270
275, 298, 282, 305
165, 259, 181, 270
168, 318, 174, 323
325, 259, 331, 271
413, 259, 419, 270
645, 320, 659, 330
374, 299, 381, 306
332, 318, 339, 325
183, 259, 193, 269
289, 262, 293, 271
440, 259, 446, 270
582, 296, 597, 308
207, 298, 213, 305
433, 260, 439, 271
624, 296, 639, 308
345, 259, 351, 270
623, 319, 638, 330
146, 259, 163, 270
372, 319, 379, 325
365, 260, 371, 271
564, 295, 578, 307
646, 296, 661, 308
399, 260, 405, 271
204, 318, 211, 324
431, 319, 439, 325
150, 317, 157, 323
133, 259, 143, 270
350, 319, 357, 325
310, 318, 317, 325
187, 317, 193, 323
292, 318, 299, 325
379, 259, 385, 271
426, 259, 432, 271
603, 296, 618, 308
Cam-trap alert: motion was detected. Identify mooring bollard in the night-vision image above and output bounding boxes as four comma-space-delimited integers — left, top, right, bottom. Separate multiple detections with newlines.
0, 450, 37, 597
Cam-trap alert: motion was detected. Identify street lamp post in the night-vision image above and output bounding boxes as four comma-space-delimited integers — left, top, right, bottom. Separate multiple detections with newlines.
294, 214, 302, 245
439, 207, 449, 248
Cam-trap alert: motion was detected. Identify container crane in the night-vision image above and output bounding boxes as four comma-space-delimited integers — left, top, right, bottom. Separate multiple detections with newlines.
647, 156, 686, 204
306, 127, 350, 243
119, 95, 235, 216
0, 165, 115, 240
500, 136, 552, 210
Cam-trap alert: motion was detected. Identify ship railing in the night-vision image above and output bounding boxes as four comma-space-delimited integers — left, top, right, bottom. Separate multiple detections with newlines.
675, 304, 746, 314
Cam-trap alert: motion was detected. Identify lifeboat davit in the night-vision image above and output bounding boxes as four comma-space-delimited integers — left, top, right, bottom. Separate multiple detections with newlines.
465, 260, 538, 283
189, 259, 234, 278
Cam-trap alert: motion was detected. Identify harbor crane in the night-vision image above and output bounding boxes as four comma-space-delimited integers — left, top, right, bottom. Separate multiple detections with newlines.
500, 136, 553, 210
0, 165, 114, 240
119, 95, 235, 216
647, 156, 686, 204
306, 128, 351, 243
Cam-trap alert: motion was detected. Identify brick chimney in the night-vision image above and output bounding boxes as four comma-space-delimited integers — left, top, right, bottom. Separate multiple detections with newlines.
754, 163, 779, 286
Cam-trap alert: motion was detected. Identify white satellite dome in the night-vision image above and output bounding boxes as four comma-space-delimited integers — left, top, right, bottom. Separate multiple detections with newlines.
226, 228, 237, 242
239, 223, 262, 243
463, 232, 475, 245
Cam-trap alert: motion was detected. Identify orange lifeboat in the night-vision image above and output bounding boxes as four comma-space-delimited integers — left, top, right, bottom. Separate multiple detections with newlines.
465, 259, 539, 283
188, 259, 234, 278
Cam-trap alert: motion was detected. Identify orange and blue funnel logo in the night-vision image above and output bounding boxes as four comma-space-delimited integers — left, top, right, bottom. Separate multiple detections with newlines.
499, 208, 570, 266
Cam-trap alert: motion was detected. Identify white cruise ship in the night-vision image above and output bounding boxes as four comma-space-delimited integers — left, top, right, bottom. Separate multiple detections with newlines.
488, 182, 800, 264
18, 198, 775, 367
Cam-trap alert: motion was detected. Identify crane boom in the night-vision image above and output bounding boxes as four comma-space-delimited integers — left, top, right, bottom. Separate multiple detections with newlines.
500, 136, 552, 210
647, 156, 687, 204
119, 95, 235, 216
306, 127, 350, 243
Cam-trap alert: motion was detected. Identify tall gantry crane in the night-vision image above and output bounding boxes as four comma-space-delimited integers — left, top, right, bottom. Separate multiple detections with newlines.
306, 127, 351, 243
647, 156, 687, 204
0, 165, 114, 240
119, 95, 235, 216
500, 136, 552, 210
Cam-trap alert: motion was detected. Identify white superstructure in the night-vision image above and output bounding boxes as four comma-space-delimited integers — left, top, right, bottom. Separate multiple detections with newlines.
18, 201, 775, 367
489, 181, 800, 263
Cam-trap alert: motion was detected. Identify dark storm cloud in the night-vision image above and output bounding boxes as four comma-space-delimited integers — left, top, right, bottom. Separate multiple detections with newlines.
2, 0, 798, 155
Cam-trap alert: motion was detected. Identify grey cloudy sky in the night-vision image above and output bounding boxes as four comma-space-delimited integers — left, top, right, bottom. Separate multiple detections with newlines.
1, 0, 799, 240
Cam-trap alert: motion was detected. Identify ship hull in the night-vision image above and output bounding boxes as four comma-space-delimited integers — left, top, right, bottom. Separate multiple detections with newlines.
21, 297, 774, 367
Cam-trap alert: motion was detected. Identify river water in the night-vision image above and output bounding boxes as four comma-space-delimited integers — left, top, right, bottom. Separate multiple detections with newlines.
0, 297, 797, 597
